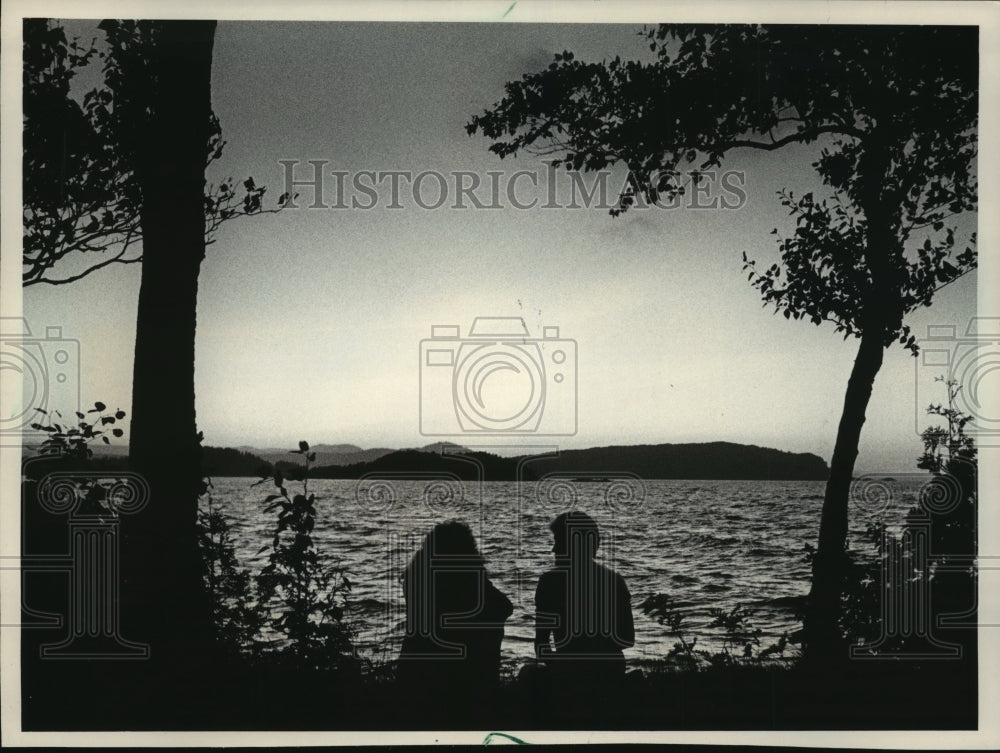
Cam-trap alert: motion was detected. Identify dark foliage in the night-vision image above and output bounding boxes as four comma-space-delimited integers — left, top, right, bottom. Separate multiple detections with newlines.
640, 595, 795, 671
253, 441, 360, 674
841, 378, 977, 657
198, 480, 266, 659
22, 19, 294, 286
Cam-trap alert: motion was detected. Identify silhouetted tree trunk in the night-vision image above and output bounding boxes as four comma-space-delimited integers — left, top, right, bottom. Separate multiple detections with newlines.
805, 138, 899, 662
805, 329, 885, 660
123, 19, 218, 681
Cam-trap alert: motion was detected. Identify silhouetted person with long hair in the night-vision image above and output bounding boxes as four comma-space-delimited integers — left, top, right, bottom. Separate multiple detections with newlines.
534, 511, 634, 693
397, 520, 513, 714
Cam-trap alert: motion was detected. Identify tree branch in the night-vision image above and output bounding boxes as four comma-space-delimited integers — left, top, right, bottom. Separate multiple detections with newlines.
728, 125, 865, 153
28, 246, 143, 286
930, 265, 976, 297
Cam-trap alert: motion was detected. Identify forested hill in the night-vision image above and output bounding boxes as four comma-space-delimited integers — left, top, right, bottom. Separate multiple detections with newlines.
22, 446, 272, 478
201, 446, 274, 478
521, 442, 829, 481
306, 441, 829, 481
72, 441, 828, 481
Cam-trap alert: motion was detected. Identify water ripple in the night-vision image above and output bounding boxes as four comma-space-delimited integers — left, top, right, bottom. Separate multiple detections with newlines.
210, 477, 918, 666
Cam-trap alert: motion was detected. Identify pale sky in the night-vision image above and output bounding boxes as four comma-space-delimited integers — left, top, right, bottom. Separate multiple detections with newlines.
22, 20, 981, 473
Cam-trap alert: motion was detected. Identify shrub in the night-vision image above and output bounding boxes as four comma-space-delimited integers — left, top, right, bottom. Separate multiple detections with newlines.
197, 479, 266, 660
28, 401, 128, 515
253, 441, 360, 673
841, 377, 977, 657
640, 595, 795, 670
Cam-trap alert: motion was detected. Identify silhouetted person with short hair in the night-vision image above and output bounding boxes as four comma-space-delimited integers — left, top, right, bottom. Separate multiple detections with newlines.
397, 520, 513, 712
534, 511, 634, 691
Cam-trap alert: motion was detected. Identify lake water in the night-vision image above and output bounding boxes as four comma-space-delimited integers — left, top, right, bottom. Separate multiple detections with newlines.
206, 475, 921, 671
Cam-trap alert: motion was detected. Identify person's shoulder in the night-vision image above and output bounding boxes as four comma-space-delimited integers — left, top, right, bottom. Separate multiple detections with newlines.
487, 576, 512, 600
595, 562, 630, 586
484, 577, 514, 616
538, 566, 567, 580
535, 567, 564, 592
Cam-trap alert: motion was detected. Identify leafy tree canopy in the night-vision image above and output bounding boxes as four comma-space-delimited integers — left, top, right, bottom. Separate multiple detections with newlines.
468, 24, 978, 352
23, 19, 293, 287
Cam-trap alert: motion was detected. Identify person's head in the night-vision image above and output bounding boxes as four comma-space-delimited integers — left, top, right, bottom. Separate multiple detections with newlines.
405, 520, 484, 583
549, 510, 600, 564
424, 520, 482, 561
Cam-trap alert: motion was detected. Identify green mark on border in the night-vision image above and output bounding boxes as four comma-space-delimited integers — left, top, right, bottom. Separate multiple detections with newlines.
483, 731, 529, 744
502, 2, 517, 19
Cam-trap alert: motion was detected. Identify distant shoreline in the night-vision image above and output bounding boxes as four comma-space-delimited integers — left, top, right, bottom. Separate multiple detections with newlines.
29, 440, 831, 481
